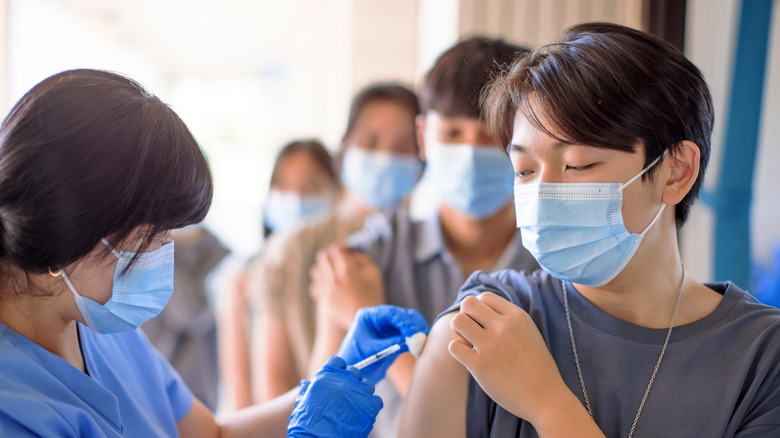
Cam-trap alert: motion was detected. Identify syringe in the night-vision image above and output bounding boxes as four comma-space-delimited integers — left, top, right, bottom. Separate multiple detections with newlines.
351, 332, 427, 370
353, 344, 402, 370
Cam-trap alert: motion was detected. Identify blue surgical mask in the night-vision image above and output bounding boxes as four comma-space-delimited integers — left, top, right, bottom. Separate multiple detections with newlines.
424, 140, 515, 218
61, 238, 175, 334
513, 153, 667, 286
340, 147, 422, 209
263, 190, 333, 233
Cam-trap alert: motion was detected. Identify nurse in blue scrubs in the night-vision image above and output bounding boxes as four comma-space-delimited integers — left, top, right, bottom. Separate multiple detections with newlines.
0, 69, 427, 438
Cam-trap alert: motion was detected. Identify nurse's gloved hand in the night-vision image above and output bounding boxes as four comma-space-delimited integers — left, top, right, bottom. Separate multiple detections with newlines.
288, 356, 382, 438
337, 305, 429, 385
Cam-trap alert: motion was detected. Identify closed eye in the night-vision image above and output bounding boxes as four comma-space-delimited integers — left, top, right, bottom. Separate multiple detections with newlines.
514, 170, 535, 183
566, 163, 597, 171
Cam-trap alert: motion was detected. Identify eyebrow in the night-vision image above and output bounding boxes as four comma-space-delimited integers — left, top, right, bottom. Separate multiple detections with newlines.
506, 141, 570, 155
506, 143, 526, 154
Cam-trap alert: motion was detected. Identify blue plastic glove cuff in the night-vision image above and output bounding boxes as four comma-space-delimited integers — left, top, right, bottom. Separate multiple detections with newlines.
337, 305, 429, 384
288, 356, 382, 438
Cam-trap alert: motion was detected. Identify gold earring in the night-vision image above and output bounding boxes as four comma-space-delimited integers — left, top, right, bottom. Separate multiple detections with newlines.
48, 267, 63, 277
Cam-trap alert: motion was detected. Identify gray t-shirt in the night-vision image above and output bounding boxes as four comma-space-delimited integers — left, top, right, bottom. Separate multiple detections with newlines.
348, 208, 540, 438
439, 269, 780, 437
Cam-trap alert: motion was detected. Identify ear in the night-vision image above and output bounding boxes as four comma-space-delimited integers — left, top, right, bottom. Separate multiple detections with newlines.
660, 140, 700, 206
415, 114, 427, 162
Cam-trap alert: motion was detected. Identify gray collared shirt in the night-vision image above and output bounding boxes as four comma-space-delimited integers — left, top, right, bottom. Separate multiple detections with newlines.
347, 207, 540, 438
348, 207, 539, 324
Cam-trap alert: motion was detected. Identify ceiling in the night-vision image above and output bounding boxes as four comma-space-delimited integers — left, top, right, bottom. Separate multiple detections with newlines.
52, 0, 323, 77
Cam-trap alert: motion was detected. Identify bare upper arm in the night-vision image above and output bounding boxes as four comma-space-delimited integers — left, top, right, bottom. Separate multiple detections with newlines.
252, 311, 300, 402
216, 270, 253, 410
397, 312, 469, 438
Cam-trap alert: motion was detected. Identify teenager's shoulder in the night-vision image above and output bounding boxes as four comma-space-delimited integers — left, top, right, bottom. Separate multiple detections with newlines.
432, 268, 550, 322
462, 268, 551, 299
717, 281, 780, 327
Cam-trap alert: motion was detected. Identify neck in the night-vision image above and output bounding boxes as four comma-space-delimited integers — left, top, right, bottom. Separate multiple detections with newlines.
573, 216, 685, 328
0, 275, 86, 372
342, 191, 380, 220
438, 202, 516, 268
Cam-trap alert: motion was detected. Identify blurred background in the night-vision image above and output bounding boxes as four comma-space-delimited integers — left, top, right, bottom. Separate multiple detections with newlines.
0, 0, 778, 292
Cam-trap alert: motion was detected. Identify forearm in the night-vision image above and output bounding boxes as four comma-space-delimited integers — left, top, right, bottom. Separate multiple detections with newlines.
308, 306, 347, 377
216, 277, 252, 410
532, 389, 605, 438
252, 312, 301, 402
217, 389, 296, 438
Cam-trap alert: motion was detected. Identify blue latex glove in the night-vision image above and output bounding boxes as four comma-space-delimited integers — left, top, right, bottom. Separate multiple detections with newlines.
337, 305, 429, 385
288, 356, 382, 438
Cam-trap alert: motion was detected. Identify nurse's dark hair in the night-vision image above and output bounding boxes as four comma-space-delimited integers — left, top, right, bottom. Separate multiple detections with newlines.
421, 36, 529, 119
482, 22, 713, 226
0, 69, 212, 277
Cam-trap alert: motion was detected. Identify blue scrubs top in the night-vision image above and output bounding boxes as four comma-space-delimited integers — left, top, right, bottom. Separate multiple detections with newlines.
0, 323, 194, 437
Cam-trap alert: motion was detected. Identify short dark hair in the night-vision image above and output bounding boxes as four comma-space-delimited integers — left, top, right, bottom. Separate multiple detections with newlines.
343, 83, 420, 144
483, 22, 714, 225
0, 69, 212, 276
422, 36, 529, 119
264, 139, 335, 237
271, 139, 336, 186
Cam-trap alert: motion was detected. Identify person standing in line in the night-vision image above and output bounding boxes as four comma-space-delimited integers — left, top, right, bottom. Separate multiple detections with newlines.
308, 37, 540, 437
243, 83, 424, 405
218, 139, 338, 411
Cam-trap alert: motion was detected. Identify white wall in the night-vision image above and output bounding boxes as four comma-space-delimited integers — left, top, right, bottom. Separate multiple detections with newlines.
6, 0, 166, 105
3, 0, 421, 260
457, 0, 642, 47
180, 0, 420, 258
416, 0, 460, 84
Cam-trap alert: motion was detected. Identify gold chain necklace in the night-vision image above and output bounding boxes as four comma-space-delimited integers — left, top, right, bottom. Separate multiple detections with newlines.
562, 267, 685, 438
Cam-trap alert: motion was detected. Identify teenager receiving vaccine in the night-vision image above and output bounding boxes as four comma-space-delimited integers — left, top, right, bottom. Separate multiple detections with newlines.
400, 22, 780, 438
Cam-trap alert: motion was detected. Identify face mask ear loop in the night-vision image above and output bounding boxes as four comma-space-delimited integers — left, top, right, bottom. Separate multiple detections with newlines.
59, 270, 81, 298
640, 203, 667, 236
619, 150, 669, 191
101, 238, 121, 259
60, 270, 98, 329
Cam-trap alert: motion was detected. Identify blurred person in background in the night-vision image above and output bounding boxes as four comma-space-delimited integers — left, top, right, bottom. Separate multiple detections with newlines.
308, 37, 540, 437
236, 83, 423, 408
218, 139, 338, 411
143, 224, 230, 411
